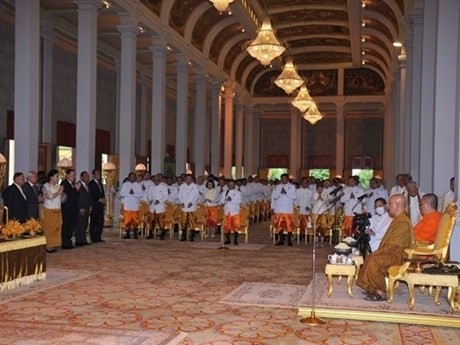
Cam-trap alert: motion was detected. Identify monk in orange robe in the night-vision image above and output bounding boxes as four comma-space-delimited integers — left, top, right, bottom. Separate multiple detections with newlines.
413, 194, 442, 243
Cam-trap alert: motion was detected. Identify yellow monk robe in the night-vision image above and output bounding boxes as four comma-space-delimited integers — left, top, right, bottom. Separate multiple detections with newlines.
413, 211, 442, 243
356, 212, 412, 294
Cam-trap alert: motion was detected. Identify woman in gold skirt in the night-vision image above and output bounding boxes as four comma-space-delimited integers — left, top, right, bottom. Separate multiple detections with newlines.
42, 170, 64, 253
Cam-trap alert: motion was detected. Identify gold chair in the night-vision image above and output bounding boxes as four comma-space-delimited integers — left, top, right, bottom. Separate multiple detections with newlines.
271, 208, 301, 245
173, 204, 182, 238
138, 201, 150, 238
154, 202, 176, 239
239, 205, 250, 244
190, 204, 206, 240
405, 202, 457, 262
254, 201, 261, 223
269, 214, 276, 241
248, 202, 255, 225
0, 205, 8, 226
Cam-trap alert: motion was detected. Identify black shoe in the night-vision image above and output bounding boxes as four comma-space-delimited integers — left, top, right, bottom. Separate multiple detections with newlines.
160, 230, 166, 240
94, 239, 105, 243
224, 233, 231, 245
122, 231, 130, 239
224, 240, 231, 245
180, 236, 186, 241
62, 245, 75, 250
233, 232, 239, 245
75, 242, 86, 247
146, 234, 154, 239
276, 233, 284, 246
287, 233, 293, 247
46, 249, 57, 253
190, 230, 195, 242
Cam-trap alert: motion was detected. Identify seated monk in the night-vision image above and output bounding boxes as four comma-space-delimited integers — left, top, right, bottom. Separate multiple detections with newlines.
356, 194, 412, 301
413, 193, 442, 243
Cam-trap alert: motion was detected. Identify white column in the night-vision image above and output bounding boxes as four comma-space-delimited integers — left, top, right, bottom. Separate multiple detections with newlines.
41, 28, 55, 144
117, 19, 138, 181
419, 0, 437, 191
253, 109, 261, 174
194, 69, 207, 176
175, 54, 189, 175
289, 106, 299, 178
403, 31, 413, 175
335, 103, 345, 176
451, 0, 460, 261
235, 100, 244, 178
391, 72, 401, 175
14, 0, 40, 173
433, 0, 459, 196
150, 42, 167, 174
223, 81, 234, 178
75, 0, 100, 173
397, 55, 407, 174
409, 7, 423, 182
113, 57, 121, 154
244, 105, 254, 177
139, 72, 148, 156
383, 96, 393, 186
210, 80, 222, 175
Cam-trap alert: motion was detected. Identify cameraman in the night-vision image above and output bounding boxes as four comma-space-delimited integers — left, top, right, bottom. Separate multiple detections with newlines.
366, 198, 392, 252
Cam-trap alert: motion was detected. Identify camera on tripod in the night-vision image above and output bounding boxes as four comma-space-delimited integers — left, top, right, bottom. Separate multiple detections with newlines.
353, 212, 372, 257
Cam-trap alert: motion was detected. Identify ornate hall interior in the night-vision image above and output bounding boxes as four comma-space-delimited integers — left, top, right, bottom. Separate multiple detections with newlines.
1, 0, 460, 344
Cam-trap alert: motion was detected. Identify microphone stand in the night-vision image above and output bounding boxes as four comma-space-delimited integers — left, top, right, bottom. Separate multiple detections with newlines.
300, 212, 325, 325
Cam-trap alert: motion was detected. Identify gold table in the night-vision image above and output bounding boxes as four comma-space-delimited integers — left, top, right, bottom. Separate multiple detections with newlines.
325, 263, 356, 298
349, 254, 364, 279
0, 236, 47, 291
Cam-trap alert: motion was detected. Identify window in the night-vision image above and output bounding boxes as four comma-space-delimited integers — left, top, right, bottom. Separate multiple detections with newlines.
352, 169, 373, 189
268, 168, 288, 181
309, 169, 330, 181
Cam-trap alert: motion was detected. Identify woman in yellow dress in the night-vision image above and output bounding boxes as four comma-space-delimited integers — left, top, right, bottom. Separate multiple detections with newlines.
42, 170, 65, 253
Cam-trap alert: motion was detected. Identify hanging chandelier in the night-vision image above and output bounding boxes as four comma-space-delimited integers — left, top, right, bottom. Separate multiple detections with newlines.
274, 58, 303, 94
209, 0, 234, 12
246, 17, 285, 66
303, 102, 323, 125
291, 82, 314, 113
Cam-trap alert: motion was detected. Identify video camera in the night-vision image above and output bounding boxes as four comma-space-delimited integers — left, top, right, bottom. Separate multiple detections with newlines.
353, 212, 372, 231
353, 212, 372, 258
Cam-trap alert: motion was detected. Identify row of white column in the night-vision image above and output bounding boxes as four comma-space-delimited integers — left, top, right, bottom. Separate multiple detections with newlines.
13, 0, 260, 181
392, 0, 460, 260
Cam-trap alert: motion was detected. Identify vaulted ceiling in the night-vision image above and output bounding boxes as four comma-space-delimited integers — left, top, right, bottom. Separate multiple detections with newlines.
34, 0, 408, 97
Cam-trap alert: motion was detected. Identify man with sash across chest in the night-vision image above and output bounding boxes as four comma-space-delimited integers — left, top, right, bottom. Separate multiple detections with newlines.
120, 172, 143, 239
272, 173, 297, 246
221, 180, 242, 245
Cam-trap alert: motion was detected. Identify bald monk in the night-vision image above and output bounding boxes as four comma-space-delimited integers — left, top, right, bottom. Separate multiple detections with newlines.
413, 193, 442, 243
356, 194, 412, 301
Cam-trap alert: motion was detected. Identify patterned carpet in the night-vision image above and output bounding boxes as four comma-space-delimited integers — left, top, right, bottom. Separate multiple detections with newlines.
0, 221, 459, 344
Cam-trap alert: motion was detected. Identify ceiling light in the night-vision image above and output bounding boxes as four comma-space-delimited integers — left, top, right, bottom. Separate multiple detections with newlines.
274, 58, 304, 94
209, 0, 234, 13
361, 37, 365, 42
291, 82, 314, 113
361, 22, 366, 27
393, 41, 402, 47
303, 103, 323, 125
246, 17, 285, 66
102, 0, 111, 8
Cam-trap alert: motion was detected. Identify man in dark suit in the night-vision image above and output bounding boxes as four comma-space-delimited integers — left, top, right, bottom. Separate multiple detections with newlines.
75, 171, 92, 246
22, 171, 43, 220
88, 169, 106, 243
61, 169, 78, 249
2, 172, 28, 223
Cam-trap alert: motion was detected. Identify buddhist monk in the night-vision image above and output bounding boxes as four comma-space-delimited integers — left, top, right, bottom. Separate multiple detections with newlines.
356, 194, 412, 301
413, 193, 442, 243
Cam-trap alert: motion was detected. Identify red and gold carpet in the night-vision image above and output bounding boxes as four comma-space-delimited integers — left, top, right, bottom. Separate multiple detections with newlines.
0, 222, 458, 344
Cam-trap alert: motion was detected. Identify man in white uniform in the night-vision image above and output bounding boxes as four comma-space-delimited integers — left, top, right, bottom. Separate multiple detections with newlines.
366, 198, 392, 252
364, 177, 389, 215
272, 173, 297, 246
221, 180, 242, 245
145, 174, 169, 240
178, 174, 201, 241
439, 177, 455, 212
120, 172, 144, 239
340, 176, 365, 236
295, 177, 313, 238
406, 181, 424, 226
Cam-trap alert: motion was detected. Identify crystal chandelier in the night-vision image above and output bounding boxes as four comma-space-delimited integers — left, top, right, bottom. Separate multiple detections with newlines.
246, 17, 285, 66
303, 102, 323, 125
291, 82, 314, 113
209, 0, 234, 12
274, 58, 303, 94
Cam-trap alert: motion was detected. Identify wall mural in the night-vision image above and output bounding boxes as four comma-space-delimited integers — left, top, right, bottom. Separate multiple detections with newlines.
169, 0, 202, 36
344, 68, 385, 95
140, 0, 162, 16
271, 9, 348, 25
253, 70, 289, 97
193, 9, 233, 52
266, 0, 346, 8
289, 37, 350, 49
300, 69, 338, 96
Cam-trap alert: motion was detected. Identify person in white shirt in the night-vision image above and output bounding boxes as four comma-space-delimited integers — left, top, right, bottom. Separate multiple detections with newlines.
364, 177, 389, 215
217, 177, 228, 196
166, 176, 181, 205
406, 181, 424, 226
340, 176, 365, 236
139, 172, 153, 195
366, 198, 392, 252
272, 173, 297, 246
239, 178, 250, 205
196, 176, 207, 202
251, 176, 265, 202
295, 177, 313, 239
389, 173, 407, 197
221, 180, 242, 245
145, 174, 169, 240
311, 183, 330, 246
440, 177, 455, 213
120, 172, 144, 239
178, 174, 201, 241
203, 180, 220, 237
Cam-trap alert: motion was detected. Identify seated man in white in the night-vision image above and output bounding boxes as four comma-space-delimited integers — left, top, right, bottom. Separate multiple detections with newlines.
366, 198, 392, 253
